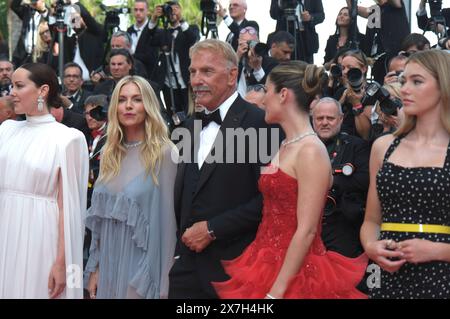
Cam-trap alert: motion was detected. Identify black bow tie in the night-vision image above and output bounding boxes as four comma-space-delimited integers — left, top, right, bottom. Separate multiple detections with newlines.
129, 28, 140, 35
169, 26, 182, 33
195, 110, 222, 128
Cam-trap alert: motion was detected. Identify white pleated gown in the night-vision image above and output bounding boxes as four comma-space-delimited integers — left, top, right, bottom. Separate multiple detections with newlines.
0, 114, 88, 299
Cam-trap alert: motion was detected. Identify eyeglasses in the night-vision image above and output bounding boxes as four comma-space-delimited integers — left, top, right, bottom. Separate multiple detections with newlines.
240, 27, 258, 36
246, 84, 267, 93
64, 74, 81, 79
39, 29, 50, 36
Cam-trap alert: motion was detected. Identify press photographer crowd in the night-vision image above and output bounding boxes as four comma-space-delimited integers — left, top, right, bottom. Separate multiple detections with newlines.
0, 0, 449, 300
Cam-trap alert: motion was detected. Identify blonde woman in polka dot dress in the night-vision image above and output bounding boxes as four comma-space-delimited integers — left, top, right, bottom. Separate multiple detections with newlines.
361, 50, 450, 299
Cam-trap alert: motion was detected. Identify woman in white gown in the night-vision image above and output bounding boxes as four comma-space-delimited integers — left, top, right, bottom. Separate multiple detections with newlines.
85, 76, 177, 299
0, 63, 89, 299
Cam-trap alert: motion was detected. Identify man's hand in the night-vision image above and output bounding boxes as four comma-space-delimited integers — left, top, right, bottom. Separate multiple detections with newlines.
247, 47, 263, 71
151, 6, 163, 23
181, 221, 213, 253
384, 71, 400, 84
217, 2, 227, 18
237, 39, 249, 60
301, 10, 312, 22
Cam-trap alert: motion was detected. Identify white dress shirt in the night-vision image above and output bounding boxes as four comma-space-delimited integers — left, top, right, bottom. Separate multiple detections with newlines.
130, 19, 148, 54
197, 92, 238, 169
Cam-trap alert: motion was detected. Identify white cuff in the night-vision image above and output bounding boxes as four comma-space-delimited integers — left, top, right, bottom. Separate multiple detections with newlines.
253, 67, 265, 82
224, 15, 234, 27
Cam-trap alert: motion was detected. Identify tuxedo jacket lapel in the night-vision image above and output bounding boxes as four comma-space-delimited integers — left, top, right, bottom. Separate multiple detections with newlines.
174, 119, 198, 215
194, 97, 248, 197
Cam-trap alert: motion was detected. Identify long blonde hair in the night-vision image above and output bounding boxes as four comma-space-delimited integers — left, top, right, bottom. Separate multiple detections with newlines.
98, 76, 172, 184
394, 50, 450, 137
34, 21, 50, 61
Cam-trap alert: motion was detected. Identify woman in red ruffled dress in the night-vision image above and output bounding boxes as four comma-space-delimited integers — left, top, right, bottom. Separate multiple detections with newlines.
213, 61, 368, 299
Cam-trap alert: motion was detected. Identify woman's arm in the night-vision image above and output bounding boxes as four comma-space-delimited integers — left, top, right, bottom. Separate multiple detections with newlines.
360, 135, 405, 273
267, 141, 331, 298
48, 169, 67, 299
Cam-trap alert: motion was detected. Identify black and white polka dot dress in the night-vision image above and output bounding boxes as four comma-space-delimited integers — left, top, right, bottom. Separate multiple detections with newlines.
370, 136, 450, 299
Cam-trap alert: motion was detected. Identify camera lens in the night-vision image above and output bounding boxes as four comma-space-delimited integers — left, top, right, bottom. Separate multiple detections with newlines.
347, 68, 364, 93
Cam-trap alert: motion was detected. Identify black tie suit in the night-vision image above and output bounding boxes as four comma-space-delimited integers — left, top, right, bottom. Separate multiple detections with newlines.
169, 96, 279, 298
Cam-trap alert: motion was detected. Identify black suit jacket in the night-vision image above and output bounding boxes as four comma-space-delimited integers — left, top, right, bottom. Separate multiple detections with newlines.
225, 18, 259, 51
11, 0, 48, 66
322, 133, 369, 258
65, 89, 92, 115
61, 108, 90, 141
172, 96, 278, 294
270, 0, 324, 57
128, 21, 160, 79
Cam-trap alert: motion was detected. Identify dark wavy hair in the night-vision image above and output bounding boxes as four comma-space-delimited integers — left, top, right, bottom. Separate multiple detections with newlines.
19, 63, 62, 108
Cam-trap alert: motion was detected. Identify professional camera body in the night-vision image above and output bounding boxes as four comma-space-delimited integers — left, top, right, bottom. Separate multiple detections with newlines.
247, 40, 269, 57
278, 0, 299, 10
361, 81, 402, 116
104, 7, 129, 31
200, 0, 217, 13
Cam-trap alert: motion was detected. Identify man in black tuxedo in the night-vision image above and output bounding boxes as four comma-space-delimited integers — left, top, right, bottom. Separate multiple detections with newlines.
149, 1, 199, 115
270, 0, 324, 63
168, 39, 279, 298
217, 0, 259, 51
127, 0, 160, 79
11, 0, 49, 67
61, 2, 105, 81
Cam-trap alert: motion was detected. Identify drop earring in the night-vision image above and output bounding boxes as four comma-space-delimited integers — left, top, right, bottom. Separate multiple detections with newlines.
37, 96, 44, 112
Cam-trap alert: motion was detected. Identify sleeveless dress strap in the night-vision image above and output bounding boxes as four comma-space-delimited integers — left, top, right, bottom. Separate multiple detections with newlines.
444, 139, 450, 169
382, 136, 402, 163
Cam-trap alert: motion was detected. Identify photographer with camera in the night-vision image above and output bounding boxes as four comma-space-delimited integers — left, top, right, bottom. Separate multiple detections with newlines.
236, 26, 278, 97
347, 0, 409, 84
329, 49, 372, 140
270, 0, 324, 63
365, 82, 404, 142
52, 1, 105, 84
11, 0, 49, 67
148, 1, 199, 116
312, 97, 370, 259
216, 0, 259, 51
417, 0, 449, 37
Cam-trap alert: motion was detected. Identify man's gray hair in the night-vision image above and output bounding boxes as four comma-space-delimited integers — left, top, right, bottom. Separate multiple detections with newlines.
112, 31, 132, 48
190, 39, 238, 69
315, 97, 344, 115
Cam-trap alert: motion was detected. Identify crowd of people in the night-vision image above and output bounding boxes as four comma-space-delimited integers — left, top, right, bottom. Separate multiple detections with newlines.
0, 0, 449, 299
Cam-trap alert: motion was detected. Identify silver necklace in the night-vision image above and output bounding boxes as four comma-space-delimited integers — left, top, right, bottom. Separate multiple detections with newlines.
123, 140, 143, 149
281, 132, 317, 147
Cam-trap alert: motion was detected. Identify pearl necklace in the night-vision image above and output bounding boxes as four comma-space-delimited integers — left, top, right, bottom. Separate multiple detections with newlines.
281, 132, 317, 147
123, 141, 143, 149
